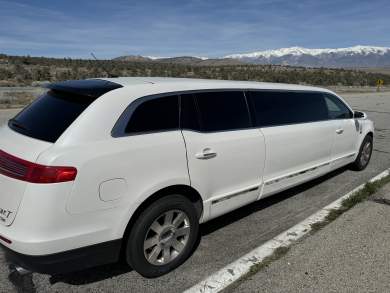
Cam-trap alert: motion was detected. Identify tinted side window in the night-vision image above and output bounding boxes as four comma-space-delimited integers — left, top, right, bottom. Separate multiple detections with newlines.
180, 93, 201, 131
249, 91, 328, 127
323, 94, 353, 119
194, 91, 251, 132
125, 95, 179, 134
9, 90, 96, 143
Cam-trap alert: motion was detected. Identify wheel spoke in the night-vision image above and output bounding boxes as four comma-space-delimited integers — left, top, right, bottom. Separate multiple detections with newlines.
163, 247, 171, 263
150, 221, 163, 234
172, 239, 185, 252
148, 246, 161, 263
366, 144, 371, 156
164, 211, 174, 225
175, 226, 190, 237
144, 236, 159, 250
173, 212, 185, 228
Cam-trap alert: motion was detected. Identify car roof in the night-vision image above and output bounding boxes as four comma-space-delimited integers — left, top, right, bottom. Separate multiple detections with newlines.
98, 77, 330, 93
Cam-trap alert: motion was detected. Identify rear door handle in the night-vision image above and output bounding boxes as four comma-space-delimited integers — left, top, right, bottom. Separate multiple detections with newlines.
195, 148, 217, 160
336, 129, 344, 134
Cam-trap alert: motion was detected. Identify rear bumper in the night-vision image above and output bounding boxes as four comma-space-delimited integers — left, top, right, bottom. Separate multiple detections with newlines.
0, 239, 122, 274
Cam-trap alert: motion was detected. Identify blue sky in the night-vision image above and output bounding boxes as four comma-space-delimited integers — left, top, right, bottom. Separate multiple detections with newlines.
0, 0, 389, 59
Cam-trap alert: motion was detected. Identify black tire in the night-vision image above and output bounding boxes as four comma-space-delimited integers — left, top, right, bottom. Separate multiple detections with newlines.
125, 194, 199, 278
351, 135, 373, 171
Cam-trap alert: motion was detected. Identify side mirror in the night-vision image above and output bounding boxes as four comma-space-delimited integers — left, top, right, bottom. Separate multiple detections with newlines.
354, 111, 367, 119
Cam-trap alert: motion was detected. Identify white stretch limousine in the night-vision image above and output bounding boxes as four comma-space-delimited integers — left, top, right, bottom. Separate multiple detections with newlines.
0, 78, 373, 277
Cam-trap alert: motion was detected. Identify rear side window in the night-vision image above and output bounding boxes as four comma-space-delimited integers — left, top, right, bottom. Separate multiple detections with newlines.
9, 90, 96, 143
125, 95, 179, 134
323, 93, 353, 119
249, 91, 328, 127
194, 91, 251, 132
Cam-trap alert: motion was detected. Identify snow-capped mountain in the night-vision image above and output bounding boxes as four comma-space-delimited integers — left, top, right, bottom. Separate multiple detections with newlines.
115, 46, 390, 68
224, 46, 390, 68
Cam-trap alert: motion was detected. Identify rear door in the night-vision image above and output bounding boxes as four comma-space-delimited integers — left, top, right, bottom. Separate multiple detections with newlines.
180, 91, 265, 220
247, 90, 335, 197
323, 93, 359, 168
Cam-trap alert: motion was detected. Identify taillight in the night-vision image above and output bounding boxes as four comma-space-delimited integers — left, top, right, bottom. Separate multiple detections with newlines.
0, 150, 77, 183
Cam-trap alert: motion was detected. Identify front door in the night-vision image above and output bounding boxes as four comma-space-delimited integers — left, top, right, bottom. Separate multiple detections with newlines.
323, 93, 359, 168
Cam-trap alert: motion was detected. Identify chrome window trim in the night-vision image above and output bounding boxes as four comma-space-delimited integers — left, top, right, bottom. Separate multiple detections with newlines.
111, 88, 354, 138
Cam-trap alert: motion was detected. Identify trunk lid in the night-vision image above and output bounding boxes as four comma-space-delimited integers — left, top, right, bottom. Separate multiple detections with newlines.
0, 125, 52, 226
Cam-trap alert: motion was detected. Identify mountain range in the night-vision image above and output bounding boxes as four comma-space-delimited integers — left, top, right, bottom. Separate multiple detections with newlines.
115, 46, 390, 68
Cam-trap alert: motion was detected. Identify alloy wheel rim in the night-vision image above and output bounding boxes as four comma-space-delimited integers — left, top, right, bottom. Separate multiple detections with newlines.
360, 142, 372, 166
143, 210, 190, 266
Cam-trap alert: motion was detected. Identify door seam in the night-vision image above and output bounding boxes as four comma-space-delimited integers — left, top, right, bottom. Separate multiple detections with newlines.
180, 130, 192, 186
257, 128, 267, 200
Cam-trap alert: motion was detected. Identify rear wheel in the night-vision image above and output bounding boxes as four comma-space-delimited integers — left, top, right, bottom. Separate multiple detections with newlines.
125, 195, 199, 278
351, 135, 373, 171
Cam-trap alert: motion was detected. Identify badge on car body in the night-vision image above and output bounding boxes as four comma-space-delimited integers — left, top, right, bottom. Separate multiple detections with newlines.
0, 208, 13, 222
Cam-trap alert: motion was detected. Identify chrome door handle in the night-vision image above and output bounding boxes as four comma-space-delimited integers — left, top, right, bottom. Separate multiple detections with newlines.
336, 129, 344, 134
195, 148, 217, 160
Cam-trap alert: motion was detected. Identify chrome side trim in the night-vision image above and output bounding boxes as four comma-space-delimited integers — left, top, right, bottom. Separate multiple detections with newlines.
265, 153, 356, 186
211, 186, 259, 205
265, 162, 330, 186
332, 153, 355, 163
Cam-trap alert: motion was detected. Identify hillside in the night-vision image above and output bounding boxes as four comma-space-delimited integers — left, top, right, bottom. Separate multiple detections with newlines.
114, 55, 244, 66
0, 53, 389, 87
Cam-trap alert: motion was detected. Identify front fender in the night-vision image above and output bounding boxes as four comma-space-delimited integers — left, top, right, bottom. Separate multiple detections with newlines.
356, 118, 374, 153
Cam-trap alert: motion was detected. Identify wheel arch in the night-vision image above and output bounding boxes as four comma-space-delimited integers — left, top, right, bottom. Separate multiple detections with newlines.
120, 184, 203, 251
361, 130, 374, 149
356, 119, 374, 152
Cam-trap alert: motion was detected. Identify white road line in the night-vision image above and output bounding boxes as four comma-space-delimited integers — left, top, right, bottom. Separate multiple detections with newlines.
184, 168, 390, 293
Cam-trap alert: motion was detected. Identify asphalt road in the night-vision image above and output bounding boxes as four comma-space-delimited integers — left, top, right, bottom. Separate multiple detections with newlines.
0, 91, 389, 293
230, 184, 390, 293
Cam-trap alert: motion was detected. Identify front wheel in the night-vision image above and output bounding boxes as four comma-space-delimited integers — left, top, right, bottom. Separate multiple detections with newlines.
351, 135, 373, 171
125, 195, 199, 278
